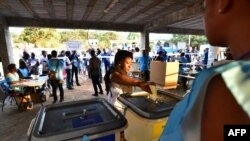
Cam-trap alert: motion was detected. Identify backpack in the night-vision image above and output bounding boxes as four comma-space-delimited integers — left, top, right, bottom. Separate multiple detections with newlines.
49, 59, 59, 82
104, 66, 114, 96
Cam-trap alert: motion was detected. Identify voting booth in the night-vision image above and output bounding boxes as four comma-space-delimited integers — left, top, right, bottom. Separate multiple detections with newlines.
118, 91, 180, 141
150, 61, 179, 89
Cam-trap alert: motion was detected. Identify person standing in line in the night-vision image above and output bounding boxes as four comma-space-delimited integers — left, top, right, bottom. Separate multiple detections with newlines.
48, 50, 64, 103
58, 50, 65, 58
22, 51, 30, 66
89, 50, 103, 96
57, 50, 67, 80
70, 50, 81, 86
40, 50, 51, 90
82, 51, 88, 77
202, 48, 209, 69
101, 49, 111, 73
28, 52, 40, 75
65, 51, 73, 90
138, 50, 151, 81
96, 48, 103, 83
133, 47, 140, 62
155, 51, 164, 62
40, 50, 49, 75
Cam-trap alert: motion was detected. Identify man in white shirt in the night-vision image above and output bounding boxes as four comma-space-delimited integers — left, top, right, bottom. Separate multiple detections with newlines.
65, 51, 73, 90
40, 50, 49, 75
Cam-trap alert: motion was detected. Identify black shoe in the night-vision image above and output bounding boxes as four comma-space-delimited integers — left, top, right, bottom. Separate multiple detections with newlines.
67, 87, 74, 90
92, 94, 98, 97
77, 84, 81, 86
60, 99, 64, 102
49, 94, 53, 97
99, 91, 103, 95
52, 100, 57, 104
27, 101, 34, 110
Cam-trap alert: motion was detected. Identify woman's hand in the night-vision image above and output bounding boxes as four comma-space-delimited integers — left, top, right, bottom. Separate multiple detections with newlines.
138, 81, 156, 94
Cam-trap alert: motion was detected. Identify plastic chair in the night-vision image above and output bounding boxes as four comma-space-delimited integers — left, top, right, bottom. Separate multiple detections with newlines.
0, 81, 21, 111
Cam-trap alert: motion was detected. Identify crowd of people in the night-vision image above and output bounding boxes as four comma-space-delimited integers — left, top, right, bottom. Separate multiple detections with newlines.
7, 44, 210, 101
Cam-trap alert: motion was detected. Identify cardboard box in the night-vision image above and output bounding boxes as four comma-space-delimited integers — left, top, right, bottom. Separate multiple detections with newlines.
150, 61, 179, 89
30, 93, 46, 103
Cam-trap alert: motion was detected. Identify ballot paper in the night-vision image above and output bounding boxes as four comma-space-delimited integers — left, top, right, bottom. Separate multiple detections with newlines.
149, 85, 157, 101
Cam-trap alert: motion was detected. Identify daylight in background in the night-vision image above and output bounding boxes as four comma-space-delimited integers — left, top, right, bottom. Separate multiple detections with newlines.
0, 26, 226, 77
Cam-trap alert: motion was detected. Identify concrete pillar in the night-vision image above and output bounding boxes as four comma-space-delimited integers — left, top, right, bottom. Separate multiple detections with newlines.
0, 16, 14, 76
140, 30, 149, 51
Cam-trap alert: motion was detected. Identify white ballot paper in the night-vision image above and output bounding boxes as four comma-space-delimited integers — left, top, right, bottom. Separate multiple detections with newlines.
149, 85, 157, 101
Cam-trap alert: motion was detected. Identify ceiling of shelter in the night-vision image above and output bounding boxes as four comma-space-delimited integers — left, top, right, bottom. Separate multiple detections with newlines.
0, 0, 204, 34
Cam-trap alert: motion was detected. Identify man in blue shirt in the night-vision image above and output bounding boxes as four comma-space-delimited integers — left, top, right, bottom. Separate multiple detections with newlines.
48, 50, 65, 103
101, 49, 111, 73
139, 50, 151, 81
202, 48, 209, 69
69, 50, 81, 86
157, 46, 166, 54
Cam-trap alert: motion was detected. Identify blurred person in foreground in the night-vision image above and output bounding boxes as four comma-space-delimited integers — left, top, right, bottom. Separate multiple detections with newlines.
159, 0, 250, 141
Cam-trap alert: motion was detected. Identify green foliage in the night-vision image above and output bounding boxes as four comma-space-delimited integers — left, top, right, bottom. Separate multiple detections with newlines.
60, 30, 87, 43
103, 32, 119, 40
98, 37, 111, 48
95, 32, 118, 48
170, 34, 208, 47
10, 32, 20, 44
127, 32, 139, 40
18, 28, 61, 48
14, 28, 120, 49
170, 34, 189, 45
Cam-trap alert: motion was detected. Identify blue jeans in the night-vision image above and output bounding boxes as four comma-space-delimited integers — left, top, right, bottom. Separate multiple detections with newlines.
72, 65, 79, 85
66, 69, 73, 88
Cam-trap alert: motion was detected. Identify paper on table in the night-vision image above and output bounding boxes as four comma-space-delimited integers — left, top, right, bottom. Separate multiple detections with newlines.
149, 85, 157, 101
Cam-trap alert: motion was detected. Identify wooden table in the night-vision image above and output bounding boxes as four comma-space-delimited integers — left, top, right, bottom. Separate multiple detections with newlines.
12, 76, 48, 103
12, 76, 48, 91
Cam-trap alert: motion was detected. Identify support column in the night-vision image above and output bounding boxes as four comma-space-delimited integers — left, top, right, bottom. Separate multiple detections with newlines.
140, 30, 149, 51
0, 16, 14, 75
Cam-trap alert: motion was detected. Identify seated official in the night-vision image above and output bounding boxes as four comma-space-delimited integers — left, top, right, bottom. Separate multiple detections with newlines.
6, 63, 33, 109
17, 59, 31, 79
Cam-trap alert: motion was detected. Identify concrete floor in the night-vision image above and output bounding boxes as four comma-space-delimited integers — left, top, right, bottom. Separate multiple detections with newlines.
0, 75, 110, 141
0, 75, 186, 141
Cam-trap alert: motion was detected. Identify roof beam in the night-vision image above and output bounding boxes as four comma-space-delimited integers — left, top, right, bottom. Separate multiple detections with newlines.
43, 0, 56, 18
66, 0, 74, 21
95, 0, 114, 21
0, 1, 20, 16
152, 27, 204, 35
135, 0, 190, 24
6, 17, 144, 32
145, 2, 203, 31
109, 0, 141, 22
81, 0, 97, 21
19, 0, 40, 18
121, 0, 164, 23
